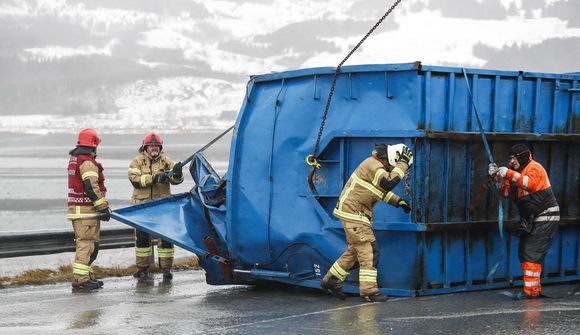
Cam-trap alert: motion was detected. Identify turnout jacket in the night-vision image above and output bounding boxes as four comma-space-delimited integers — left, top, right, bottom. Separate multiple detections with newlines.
499, 159, 558, 218
333, 156, 409, 226
128, 151, 183, 204
67, 148, 109, 220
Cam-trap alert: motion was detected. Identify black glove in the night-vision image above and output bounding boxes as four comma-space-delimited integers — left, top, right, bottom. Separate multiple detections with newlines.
514, 215, 534, 238
172, 162, 183, 178
153, 172, 169, 184
97, 207, 112, 221
397, 199, 412, 214
397, 146, 413, 166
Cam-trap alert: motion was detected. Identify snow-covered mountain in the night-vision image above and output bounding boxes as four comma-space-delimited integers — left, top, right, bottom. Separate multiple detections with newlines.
0, 0, 579, 133
0, 76, 243, 133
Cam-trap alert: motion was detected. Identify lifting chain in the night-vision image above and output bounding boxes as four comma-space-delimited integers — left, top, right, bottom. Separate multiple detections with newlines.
306, 0, 404, 170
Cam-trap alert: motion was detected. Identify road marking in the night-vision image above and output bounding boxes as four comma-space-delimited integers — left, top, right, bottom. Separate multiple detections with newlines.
382, 306, 580, 321
200, 298, 405, 333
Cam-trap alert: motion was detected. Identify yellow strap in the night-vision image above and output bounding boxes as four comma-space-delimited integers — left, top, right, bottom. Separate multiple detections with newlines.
67, 214, 99, 220
338, 178, 357, 211
68, 206, 100, 220
332, 208, 371, 225
81, 171, 99, 180
93, 198, 106, 207
351, 173, 384, 198
73, 262, 91, 275
359, 276, 377, 283
128, 168, 142, 175
140, 175, 150, 187
372, 168, 387, 187
329, 262, 349, 281
135, 247, 152, 257
158, 248, 175, 258
383, 191, 394, 203
359, 269, 377, 282
392, 167, 405, 179
359, 269, 377, 275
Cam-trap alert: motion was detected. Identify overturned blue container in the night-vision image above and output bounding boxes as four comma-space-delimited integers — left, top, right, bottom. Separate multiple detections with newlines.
113, 62, 580, 296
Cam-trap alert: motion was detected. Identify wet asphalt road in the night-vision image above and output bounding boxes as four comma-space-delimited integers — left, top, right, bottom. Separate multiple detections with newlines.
1, 269, 579, 335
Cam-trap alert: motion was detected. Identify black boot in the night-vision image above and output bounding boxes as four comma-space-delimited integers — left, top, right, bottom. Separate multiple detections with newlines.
513, 291, 546, 300
89, 274, 104, 288
72, 280, 101, 292
361, 293, 389, 303
320, 274, 346, 300
133, 267, 149, 279
162, 267, 173, 281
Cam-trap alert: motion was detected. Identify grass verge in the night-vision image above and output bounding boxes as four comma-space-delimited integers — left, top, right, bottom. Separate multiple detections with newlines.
0, 257, 200, 288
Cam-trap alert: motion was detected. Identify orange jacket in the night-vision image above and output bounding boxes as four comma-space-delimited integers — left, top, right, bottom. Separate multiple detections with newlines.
499, 160, 558, 217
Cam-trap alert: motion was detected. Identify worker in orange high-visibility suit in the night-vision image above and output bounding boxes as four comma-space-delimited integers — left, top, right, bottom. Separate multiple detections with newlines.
489, 144, 559, 299
67, 128, 112, 291
321, 143, 413, 302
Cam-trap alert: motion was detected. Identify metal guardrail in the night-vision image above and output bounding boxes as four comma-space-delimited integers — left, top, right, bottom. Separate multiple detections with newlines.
0, 226, 135, 258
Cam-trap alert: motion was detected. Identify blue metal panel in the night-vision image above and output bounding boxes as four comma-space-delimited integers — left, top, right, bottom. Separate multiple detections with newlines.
113, 62, 580, 296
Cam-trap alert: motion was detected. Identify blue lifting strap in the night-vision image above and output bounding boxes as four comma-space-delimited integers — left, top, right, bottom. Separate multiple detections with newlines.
461, 68, 504, 280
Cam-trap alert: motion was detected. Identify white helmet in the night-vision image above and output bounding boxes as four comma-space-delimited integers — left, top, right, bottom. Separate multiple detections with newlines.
387, 143, 413, 167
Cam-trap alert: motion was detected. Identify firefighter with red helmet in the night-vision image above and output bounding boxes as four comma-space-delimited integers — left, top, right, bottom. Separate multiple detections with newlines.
489, 144, 560, 299
321, 143, 413, 302
128, 132, 184, 281
67, 128, 111, 291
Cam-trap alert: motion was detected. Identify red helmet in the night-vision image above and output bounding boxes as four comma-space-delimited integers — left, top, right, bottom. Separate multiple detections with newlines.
142, 132, 163, 150
76, 128, 101, 148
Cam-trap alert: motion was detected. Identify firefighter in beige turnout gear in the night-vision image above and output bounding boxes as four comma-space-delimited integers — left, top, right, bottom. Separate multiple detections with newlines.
67, 128, 112, 291
128, 132, 184, 280
321, 143, 413, 302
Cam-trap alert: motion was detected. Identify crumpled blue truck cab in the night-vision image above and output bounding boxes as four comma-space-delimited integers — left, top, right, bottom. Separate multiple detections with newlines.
113, 62, 580, 296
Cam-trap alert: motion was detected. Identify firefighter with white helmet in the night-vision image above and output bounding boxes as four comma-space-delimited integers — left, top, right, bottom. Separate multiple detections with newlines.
321, 143, 413, 302
67, 128, 111, 291
128, 132, 184, 281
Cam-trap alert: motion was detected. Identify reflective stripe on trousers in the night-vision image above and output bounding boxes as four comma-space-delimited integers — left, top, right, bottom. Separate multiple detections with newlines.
73, 262, 91, 276
329, 262, 349, 282
158, 248, 174, 258
136, 247, 152, 257
522, 262, 542, 297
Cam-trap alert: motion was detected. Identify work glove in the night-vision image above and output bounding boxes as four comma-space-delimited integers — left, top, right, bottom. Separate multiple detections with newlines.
396, 146, 413, 167
397, 199, 412, 214
497, 167, 508, 178
488, 163, 498, 176
97, 207, 112, 221
152, 172, 169, 185
172, 162, 183, 178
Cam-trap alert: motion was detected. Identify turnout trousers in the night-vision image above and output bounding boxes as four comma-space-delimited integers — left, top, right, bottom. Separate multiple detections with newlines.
135, 229, 174, 270
72, 219, 100, 284
325, 219, 381, 297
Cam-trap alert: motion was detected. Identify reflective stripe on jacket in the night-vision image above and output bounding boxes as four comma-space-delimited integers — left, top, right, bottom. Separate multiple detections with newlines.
128, 151, 183, 203
333, 156, 407, 225
499, 160, 558, 218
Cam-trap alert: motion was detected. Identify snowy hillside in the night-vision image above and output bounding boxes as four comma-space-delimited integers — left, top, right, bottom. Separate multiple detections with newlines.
0, 77, 243, 133
0, 0, 579, 133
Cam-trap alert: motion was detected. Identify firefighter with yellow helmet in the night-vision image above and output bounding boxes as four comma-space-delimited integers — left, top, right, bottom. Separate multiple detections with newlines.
321, 143, 413, 302
67, 128, 112, 291
128, 132, 184, 281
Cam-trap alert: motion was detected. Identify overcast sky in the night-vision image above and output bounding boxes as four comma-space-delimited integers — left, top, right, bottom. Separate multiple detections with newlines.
0, 0, 578, 132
